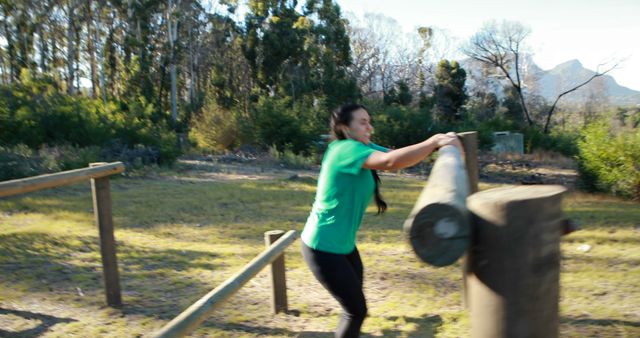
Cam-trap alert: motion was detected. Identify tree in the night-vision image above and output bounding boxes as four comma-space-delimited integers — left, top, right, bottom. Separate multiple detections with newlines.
465, 20, 620, 133
433, 59, 466, 123
543, 62, 617, 133
383, 80, 412, 106
167, 0, 179, 124
463, 20, 533, 126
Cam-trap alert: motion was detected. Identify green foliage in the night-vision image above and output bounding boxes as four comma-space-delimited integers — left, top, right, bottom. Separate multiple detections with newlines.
577, 121, 640, 199
189, 98, 239, 152
433, 60, 467, 123
465, 91, 498, 122
369, 103, 433, 148
501, 85, 525, 125
0, 144, 100, 180
268, 144, 316, 169
383, 81, 413, 106
0, 74, 179, 166
250, 96, 323, 154
521, 126, 579, 156
0, 73, 111, 147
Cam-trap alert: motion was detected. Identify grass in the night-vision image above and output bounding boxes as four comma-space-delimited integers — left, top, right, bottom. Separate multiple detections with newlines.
0, 169, 638, 337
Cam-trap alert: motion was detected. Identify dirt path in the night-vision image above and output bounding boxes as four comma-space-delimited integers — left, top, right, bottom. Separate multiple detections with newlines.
172, 151, 579, 190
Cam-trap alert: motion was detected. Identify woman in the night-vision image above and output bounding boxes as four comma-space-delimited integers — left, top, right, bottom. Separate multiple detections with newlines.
301, 103, 462, 337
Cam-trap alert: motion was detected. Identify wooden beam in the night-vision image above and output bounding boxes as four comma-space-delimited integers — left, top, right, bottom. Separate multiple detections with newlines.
403, 145, 470, 267
0, 162, 125, 198
152, 230, 298, 338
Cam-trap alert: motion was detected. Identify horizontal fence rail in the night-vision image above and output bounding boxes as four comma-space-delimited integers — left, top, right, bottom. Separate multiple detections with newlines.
0, 162, 125, 307
152, 229, 298, 338
0, 162, 125, 198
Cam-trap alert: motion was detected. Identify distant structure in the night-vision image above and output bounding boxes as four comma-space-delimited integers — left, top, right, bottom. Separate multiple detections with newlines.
492, 131, 524, 154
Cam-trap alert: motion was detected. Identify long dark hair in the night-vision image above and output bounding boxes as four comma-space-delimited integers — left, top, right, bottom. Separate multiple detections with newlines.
331, 103, 387, 215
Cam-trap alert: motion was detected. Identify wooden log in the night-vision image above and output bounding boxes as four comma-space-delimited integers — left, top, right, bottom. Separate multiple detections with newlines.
457, 131, 479, 307
466, 185, 567, 338
152, 230, 298, 338
458, 131, 479, 194
90, 163, 122, 307
403, 145, 470, 267
0, 162, 124, 198
265, 230, 288, 314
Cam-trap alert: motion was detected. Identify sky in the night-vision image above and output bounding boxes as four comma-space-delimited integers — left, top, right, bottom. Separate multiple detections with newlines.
335, 0, 640, 91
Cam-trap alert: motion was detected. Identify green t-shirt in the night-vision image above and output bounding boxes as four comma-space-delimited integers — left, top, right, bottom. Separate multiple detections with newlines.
301, 139, 388, 254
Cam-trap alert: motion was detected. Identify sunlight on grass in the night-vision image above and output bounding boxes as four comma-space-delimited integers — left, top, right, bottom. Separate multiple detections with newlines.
1, 175, 638, 337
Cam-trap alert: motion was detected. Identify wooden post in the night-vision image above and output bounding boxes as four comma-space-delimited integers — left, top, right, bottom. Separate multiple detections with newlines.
265, 230, 288, 314
403, 145, 470, 267
458, 131, 479, 308
90, 162, 122, 307
466, 185, 567, 338
152, 230, 297, 338
458, 131, 479, 194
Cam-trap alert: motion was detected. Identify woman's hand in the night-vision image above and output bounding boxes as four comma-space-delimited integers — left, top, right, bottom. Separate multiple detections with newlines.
431, 132, 464, 154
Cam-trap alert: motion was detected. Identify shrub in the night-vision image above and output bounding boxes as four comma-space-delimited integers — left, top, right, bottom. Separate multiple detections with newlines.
0, 144, 100, 180
250, 96, 321, 154
577, 121, 640, 199
189, 99, 239, 152
370, 104, 433, 149
0, 75, 180, 166
522, 126, 579, 156
268, 145, 316, 169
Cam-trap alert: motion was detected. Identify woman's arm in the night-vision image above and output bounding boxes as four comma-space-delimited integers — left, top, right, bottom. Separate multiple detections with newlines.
363, 133, 462, 171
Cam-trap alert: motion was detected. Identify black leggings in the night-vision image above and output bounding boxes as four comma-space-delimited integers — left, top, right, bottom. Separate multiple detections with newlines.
301, 242, 367, 338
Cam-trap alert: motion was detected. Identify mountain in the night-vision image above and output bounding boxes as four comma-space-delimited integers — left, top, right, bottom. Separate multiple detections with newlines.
536, 60, 640, 107
462, 57, 640, 107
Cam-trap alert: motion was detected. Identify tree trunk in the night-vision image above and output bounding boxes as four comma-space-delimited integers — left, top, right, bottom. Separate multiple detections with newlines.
3, 8, 18, 82
86, 0, 98, 98
170, 63, 177, 122
66, 1, 76, 94
516, 86, 533, 126
167, 0, 178, 124
188, 28, 195, 105
95, 2, 108, 105
36, 22, 48, 74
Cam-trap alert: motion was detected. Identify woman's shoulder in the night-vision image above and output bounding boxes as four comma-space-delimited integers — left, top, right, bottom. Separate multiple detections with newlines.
329, 139, 363, 148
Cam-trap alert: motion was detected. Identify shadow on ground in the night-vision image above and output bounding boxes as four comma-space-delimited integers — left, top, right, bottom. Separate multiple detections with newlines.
200, 314, 443, 337
0, 308, 76, 338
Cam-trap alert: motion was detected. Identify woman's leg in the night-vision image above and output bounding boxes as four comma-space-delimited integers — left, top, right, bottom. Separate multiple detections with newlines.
302, 243, 367, 338
345, 246, 364, 286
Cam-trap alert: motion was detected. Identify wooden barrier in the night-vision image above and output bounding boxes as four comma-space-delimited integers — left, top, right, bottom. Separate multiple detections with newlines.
458, 131, 479, 194
0, 162, 124, 198
403, 144, 471, 267
265, 230, 288, 314
152, 230, 298, 338
0, 162, 124, 307
466, 185, 567, 338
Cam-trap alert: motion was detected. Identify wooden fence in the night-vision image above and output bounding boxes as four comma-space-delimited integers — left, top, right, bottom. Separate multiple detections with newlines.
152, 229, 298, 338
0, 162, 125, 307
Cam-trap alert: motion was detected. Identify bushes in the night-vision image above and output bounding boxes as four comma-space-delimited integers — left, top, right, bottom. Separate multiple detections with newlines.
0, 74, 111, 147
0, 145, 100, 181
370, 103, 433, 148
0, 74, 180, 172
522, 126, 579, 156
577, 121, 640, 199
190, 99, 239, 152
249, 96, 323, 154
